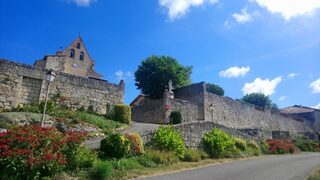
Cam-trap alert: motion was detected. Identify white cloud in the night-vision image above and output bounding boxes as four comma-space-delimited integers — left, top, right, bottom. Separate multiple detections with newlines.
251, 0, 320, 20
159, 0, 219, 20
115, 70, 132, 81
242, 76, 282, 95
219, 66, 250, 78
232, 8, 252, 23
287, 73, 298, 79
279, 96, 287, 101
313, 103, 320, 109
310, 78, 320, 93
65, 0, 95, 7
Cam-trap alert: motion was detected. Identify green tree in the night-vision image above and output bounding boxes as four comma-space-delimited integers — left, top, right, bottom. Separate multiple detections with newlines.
206, 83, 224, 96
135, 56, 192, 99
241, 93, 273, 108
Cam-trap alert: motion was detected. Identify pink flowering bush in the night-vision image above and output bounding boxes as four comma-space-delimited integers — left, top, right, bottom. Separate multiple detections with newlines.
0, 125, 87, 179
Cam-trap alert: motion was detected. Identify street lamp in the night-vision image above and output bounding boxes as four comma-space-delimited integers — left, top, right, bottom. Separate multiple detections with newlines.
40, 70, 56, 127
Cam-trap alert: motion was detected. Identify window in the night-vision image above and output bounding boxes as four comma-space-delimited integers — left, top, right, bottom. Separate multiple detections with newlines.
80, 51, 84, 61
70, 49, 75, 58
76, 42, 81, 49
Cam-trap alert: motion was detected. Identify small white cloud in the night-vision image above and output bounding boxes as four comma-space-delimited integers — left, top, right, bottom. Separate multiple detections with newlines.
310, 78, 320, 93
251, 0, 320, 21
159, 0, 219, 20
219, 66, 250, 78
242, 76, 282, 96
287, 73, 298, 79
224, 21, 231, 29
232, 8, 252, 23
115, 70, 132, 80
313, 103, 320, 109
279, 96, 287, 101
65, 0, 95, 7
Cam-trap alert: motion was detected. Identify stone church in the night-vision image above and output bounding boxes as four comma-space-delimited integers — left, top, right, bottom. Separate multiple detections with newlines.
0, 36, 124, 114
34, 36, 102, 79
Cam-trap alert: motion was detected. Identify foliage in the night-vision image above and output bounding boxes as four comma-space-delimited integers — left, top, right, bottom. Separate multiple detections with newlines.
135, 56, 192, 99
241, 93, 273, 109
258, 140, 269, 154
152, 126, 186, 158
267, 139, 296, 154
145, 149, 179, 165
0, 125, 87, 179
246, 140, 261, 156
170, 111, 182, 124
293, 136, 320, 152
206, 83, 224, 96
183, 149, 202, 162
110, 157, 143, 171
203, 128, 235, 158
114, 104, 131, 124
76, 146, 98, 169
234, 138, 247, 151
100, 133, 131, 159
124, 133, 144, 155
135, 155, 157, 168
89, 160, 113, 180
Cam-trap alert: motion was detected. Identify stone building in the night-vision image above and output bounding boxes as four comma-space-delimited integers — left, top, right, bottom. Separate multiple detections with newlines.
0, 37, 124, 114
34, 36, 102, 79
131, 82, 318, 139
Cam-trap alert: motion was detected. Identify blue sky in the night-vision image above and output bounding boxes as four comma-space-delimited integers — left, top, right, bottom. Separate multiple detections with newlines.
0, 0, 319, 108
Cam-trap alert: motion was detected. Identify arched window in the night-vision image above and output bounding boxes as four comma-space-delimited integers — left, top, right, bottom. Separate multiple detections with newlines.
76, 42, 81, 49
70, 49, 75, 58
80, 51, 84, 61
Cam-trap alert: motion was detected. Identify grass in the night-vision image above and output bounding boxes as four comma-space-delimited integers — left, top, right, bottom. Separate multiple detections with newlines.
308, 166, 320, 180
53, 109, 126, 131
0, 107, 126, 132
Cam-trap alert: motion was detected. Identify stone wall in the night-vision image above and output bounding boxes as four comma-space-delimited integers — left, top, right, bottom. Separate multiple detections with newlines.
168, 98, 198, 123
131, 98, 165, 124
174, 82, 206, 120
204, 92, 312, 135
0, 59, 124, 114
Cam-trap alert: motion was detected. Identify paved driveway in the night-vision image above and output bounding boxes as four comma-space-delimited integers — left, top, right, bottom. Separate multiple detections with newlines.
140, 153, 320, 180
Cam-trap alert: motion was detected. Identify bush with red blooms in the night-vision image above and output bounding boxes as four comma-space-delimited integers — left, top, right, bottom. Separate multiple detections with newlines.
0, 125, 87, 179
266, 139, 296, 154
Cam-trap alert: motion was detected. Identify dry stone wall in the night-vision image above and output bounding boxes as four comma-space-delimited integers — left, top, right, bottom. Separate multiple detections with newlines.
204, 92, 312, 135
131, 98, 165, 124
0, 59, 124, 114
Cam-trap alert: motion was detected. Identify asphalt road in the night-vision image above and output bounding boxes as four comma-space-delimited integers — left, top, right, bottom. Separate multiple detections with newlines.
140, 153, 320, 180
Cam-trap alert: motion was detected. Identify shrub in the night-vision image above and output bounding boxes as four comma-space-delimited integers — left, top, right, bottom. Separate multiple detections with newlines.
203, 128, 235, 158
124, 133, 144, 155
234, 138, 246, 151
89, 160, 112, 180
246, 140, 261, 156
183, 149, 202, 162
114, 104, 131, 124
293, 136, 320, 152
170, 111, 182, 124
258, 140, 269, 154
135, 155, 157, 168
0, 125, 86, 179
145, 149, 179, 165
100, 133, 131, 159
76, 146, 97, 169
267, 139, 296, 154
152, 126, 186, 158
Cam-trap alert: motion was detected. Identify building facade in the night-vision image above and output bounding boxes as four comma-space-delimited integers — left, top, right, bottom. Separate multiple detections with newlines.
0, 37, 124, 114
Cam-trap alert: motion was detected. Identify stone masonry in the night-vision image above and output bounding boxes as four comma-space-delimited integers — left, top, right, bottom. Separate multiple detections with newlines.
0, 59, 124, 114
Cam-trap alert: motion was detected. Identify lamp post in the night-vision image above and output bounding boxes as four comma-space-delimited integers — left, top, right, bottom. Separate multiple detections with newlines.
40, 70, 56, 127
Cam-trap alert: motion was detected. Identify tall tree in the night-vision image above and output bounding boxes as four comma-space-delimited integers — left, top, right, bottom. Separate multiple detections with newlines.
135, 56, 192, 99
241, 93, 274, 109
206, 83, 224, 96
